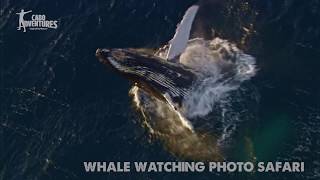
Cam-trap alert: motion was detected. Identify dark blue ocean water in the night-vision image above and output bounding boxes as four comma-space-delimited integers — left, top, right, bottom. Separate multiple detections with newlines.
1, 0, 320, 180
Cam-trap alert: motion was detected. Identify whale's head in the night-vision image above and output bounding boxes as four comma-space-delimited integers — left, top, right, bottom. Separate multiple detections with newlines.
96, 48, 197, 107
96, 48, 161, 76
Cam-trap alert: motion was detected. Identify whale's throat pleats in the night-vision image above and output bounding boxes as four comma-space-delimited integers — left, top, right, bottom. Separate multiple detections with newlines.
99, 49, 198, 107
124, 50, 197, 107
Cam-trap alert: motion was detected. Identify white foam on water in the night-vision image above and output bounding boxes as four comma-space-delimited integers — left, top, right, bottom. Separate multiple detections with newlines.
179, 38, 257, 118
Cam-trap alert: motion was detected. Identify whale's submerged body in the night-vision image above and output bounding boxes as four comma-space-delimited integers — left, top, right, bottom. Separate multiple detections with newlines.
96, 5, 257, 160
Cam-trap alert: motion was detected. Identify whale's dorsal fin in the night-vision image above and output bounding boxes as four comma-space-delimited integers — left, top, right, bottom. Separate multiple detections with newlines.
166, 5, 199, 61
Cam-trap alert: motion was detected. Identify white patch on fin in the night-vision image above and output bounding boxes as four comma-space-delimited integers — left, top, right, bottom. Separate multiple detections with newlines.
166, 5, 199, 61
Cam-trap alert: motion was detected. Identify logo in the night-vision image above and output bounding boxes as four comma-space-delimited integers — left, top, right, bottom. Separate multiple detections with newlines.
16, 9, 58, 32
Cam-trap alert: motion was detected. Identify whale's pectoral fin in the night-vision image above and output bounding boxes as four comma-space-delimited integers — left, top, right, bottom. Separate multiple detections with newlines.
166, 5, 199, 62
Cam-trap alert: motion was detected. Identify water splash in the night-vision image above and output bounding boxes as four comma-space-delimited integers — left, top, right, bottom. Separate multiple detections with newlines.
180, 38, 256, 118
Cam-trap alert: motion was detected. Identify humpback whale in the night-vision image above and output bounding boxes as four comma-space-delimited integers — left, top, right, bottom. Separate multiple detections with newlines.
96, 5, 200, 108
96, 5, 257, 160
